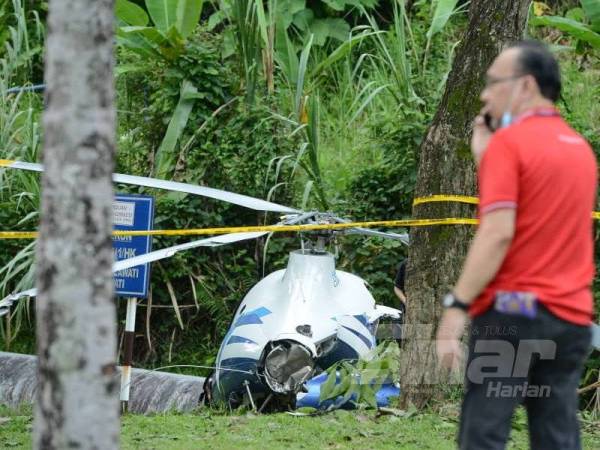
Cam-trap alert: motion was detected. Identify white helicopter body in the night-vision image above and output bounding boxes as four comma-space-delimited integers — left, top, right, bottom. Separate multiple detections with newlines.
207, 249, 402, 409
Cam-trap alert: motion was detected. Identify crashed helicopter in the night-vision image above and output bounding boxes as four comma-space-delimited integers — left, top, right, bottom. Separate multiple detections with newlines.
0, 159, 406, 411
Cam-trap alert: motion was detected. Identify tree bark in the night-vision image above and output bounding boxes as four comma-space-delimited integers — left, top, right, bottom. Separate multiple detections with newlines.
399, 0, 531, 409
34, 0, 118, 448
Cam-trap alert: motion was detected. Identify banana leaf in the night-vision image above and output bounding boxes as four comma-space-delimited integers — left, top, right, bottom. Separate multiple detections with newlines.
531, 15, 600, 49
426, 0, 459, 39
146, 0, 203, 38
116, 0, 149, 26
154, 80, 198, 179
581, 0, 600, 32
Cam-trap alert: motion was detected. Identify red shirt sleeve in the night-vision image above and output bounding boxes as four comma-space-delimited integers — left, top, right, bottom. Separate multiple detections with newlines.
478, 133, 519, 215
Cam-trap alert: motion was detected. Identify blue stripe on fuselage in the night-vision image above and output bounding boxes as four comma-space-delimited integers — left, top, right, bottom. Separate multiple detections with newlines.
221, 307, 272, 350
219, 357, 259, 370
227, 335, 258, 345
341, 325, 373, 349
353, 314, 369, 328
354, 313, 377, 336
233, 306, 272, 327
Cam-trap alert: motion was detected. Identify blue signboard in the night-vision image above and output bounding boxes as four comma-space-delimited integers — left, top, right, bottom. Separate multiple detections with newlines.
113, 194, 154, 298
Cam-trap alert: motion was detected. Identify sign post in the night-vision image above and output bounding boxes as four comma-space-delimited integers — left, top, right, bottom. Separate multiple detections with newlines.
113, 194, 154, 412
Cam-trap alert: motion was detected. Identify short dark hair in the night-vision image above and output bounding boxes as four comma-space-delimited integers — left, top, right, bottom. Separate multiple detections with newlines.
508, 40, 561, 102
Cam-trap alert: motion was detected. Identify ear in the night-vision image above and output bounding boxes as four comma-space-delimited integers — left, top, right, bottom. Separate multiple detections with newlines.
522, 74, 539, 98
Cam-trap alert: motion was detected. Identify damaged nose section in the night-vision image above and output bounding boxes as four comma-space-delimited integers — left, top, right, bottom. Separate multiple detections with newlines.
262, 340, 314, 394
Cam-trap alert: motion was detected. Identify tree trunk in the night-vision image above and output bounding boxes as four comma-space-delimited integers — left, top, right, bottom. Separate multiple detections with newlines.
399, 0, 531, 409
34, 0, 118, 448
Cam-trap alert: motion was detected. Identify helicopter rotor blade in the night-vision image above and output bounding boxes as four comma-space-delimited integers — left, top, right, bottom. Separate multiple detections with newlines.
327, 215, 409, 244
113, 231, 268, 272
0, 160, 299, 213
0, 288, 37, 317
346, 228, 409, 244
0, 160, 43, 173
0, 232, 268, 316
280, 211, 319, 225
112, 174, 298, 213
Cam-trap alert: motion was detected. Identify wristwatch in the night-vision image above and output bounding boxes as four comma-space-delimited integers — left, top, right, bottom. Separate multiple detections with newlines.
442, 292, 469, 312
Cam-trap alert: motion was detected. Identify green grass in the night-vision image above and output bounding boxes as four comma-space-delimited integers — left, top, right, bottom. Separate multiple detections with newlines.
2, 403, 599, 449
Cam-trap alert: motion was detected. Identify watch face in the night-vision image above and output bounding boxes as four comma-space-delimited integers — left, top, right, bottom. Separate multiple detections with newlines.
443, 293, 454, 308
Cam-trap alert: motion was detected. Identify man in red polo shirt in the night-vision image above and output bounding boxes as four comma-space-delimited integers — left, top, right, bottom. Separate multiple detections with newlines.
436, 40, 596, 449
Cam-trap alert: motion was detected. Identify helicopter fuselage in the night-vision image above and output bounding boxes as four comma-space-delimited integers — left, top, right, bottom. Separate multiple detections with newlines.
207, 249, 401, 409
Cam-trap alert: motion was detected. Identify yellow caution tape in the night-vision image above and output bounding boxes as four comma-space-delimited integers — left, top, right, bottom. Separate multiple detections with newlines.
413, 195, 478, 206
0, 218, 480, 240
415, 195, 600, 220
3, 204, 600, 240
0, 231, 38, 239
0, 193, 597, 240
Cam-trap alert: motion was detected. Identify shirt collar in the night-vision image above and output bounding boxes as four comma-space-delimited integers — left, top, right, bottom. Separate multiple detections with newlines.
513, 106, 560, 125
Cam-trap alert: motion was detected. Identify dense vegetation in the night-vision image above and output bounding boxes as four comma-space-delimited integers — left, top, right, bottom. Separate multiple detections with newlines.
0, 0, 598, 413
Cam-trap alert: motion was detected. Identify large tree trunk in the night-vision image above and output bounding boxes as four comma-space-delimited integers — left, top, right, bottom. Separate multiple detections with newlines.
34, 0, 118, 448
400, 0, 531, 409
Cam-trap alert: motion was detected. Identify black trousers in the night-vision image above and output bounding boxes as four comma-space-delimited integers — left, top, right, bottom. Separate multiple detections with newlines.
458, 304, 591, 450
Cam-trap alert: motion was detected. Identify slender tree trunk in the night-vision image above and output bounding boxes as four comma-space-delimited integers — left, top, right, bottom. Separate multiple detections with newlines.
34, 0, 118, 448
399, 0, 531, 409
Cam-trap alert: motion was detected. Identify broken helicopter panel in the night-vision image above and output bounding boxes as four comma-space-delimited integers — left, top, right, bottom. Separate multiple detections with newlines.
203, 243, 403, 410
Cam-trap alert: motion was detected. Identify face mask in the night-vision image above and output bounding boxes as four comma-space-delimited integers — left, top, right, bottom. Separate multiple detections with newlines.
499, 79, 522, 129
500, 111, 513, 128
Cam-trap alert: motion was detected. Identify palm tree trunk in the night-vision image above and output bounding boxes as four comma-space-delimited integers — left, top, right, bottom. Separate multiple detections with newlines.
34, 0, 118, 448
